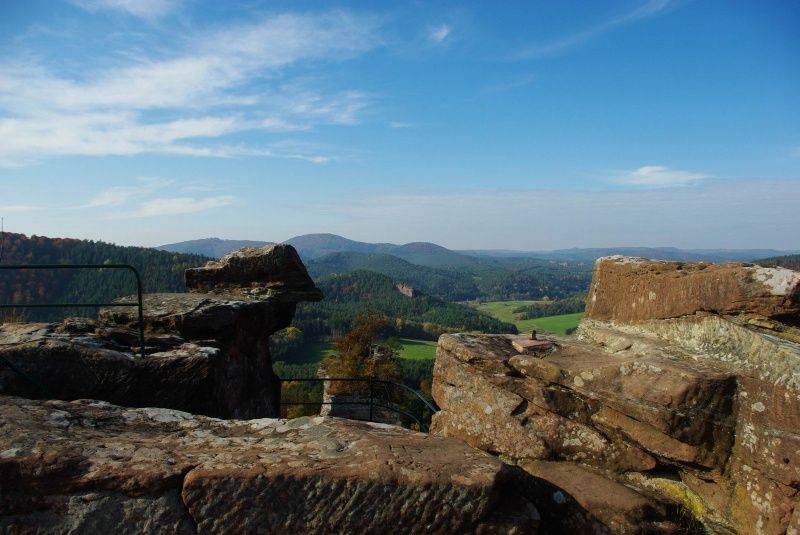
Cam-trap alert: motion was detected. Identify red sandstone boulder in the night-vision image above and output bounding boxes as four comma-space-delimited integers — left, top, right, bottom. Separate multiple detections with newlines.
185, 244, 322, 301
584, 256, 800, 322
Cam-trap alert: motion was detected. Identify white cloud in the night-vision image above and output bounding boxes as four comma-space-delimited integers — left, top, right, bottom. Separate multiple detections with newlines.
516, 0, 672, 59
428, 24, 451, 44
81, 177, 170, 208
477, 74, 535, 97
0, 205, 38, 214
70, 0, 180, 21
618, 165, 711, 187
0, 12, 377, 164
389, 121, 413, 129
137, 196, 235, 217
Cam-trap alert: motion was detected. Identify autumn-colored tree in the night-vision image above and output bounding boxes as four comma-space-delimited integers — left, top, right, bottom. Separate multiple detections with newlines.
323, 310, 400, 395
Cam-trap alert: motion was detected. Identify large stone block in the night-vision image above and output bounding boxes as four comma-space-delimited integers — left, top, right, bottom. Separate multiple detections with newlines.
0, 396, 540, 534
585, 256, 800, 323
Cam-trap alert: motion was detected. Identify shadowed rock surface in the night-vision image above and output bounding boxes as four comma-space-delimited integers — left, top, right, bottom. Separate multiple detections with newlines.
0, 396, 540, 534
431, 257, 800, 535
0, 245, 321, 419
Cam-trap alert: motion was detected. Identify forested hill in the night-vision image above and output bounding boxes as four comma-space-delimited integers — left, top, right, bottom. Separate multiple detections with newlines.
293, 270, 517, 340
754, 254, 800, 271
0, 233, 209, 320
308, 252, 481, 301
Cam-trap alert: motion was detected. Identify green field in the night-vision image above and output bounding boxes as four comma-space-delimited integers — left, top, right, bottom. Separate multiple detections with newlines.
475, 301, 583, 335
395, 338, 437, 360
288, 341, 336, 364
282, 338, 437, 365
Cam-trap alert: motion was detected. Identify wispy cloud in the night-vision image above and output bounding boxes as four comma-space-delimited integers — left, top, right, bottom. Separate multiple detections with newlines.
389, 121, 414, 129
137, 195, 235, 217
477, 74, 535, 97
80, 177, 170, 208
0, 205, 39, 214
428, 24, 451, 44
617, 165, 711, 187
0, 12, 378, 165
515, 0, 673, 60
70, 0, 181, 21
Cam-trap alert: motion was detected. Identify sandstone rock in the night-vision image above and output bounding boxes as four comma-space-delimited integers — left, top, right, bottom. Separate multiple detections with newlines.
0, 395, 540, 534
185, 244, 322, 302
431, 334, 659, 473
2, 246, 324, 419
0, 321, 216, 414
432, 258, 800, 534
520, 461, 679, 535
584, 256, 800, 323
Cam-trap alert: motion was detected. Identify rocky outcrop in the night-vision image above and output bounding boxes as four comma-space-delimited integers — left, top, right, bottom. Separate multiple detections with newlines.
0, 245, 321, 419
585, 255, 800, 323
185, 244, 321, 302
0, 395, 541, 534
431, 257, 800, 535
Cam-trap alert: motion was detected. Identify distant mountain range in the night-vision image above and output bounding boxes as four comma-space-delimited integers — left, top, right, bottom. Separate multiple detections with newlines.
158, 234, 480, 268
158, 234, 795, 265
156, 238, 273, 258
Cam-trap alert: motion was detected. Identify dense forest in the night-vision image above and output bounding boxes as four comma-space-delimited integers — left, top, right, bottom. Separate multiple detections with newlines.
512, 294, 586, 320
308, 251, 592, 302
754, 254, 800, 271
293, 270, 517, 340
0, 232, 209, 320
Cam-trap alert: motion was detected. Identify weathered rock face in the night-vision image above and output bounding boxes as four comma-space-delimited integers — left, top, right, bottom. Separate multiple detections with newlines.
0, 395, 541, 534
432, 257, 800, 535
0, 245, 321, 419
585, 255, 800, 323
185, 244, 322, 302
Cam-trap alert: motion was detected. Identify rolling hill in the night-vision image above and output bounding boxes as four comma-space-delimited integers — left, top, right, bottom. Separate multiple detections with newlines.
1, 232, 210, 320
307, 252, 480, 301
292, 270, 517, 340
156, 238, 271, 258
160, 234, 794, 265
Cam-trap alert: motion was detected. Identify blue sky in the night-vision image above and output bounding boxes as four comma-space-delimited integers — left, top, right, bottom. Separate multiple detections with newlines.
0, 0, 798, 249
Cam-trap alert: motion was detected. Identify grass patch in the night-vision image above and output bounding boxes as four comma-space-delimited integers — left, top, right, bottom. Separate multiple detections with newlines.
525, 312, 584, 336
473, 300, 544, 325
476, 301, 583, 335
284, 341, 336, 365
280, 338, 437, 365
396, 338, 437, 360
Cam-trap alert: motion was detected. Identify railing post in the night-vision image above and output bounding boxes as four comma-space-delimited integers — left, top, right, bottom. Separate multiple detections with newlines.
368, 381, 374, 422
0, 264, 146, 358
129, 266, 145, 359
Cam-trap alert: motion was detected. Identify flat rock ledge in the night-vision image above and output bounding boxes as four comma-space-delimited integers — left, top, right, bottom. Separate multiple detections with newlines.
0, 395, 540, 534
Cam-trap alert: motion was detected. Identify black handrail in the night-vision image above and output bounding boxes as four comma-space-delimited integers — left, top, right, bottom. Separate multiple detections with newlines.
0, 264, 145, 358
279, 377, 438, 432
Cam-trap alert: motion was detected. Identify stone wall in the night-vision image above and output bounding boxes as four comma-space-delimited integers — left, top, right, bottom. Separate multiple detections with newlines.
431, 257, 800, 535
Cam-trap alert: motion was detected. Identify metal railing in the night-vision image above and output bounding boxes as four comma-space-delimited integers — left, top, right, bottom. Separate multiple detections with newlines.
0, 264, 145, 358
279, 377, 438, 432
